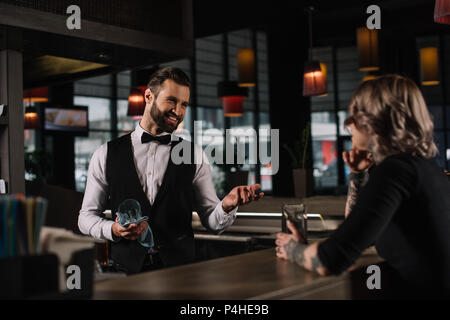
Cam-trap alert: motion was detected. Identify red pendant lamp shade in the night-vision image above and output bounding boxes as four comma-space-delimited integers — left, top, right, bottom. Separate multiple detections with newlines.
23, 87, 46, 129
127, 86, 147, 116
435, 0, 450, 24
218, 81, 248, 117
24, 106, 39, 129
303, 61, 327, 97
23, 87, 48, 103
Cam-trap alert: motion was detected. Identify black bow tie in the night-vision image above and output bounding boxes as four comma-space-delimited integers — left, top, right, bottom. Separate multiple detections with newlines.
141, 132, 171, 144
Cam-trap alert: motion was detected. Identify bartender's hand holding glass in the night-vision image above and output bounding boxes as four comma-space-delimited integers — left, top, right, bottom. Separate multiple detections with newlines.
221, 183, 264, 213
112, 217, 148, 240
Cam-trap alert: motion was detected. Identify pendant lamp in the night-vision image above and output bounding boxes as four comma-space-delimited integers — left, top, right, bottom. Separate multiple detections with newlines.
357, 27, 379, 71
127, 86, 147, 116
419, 47, 440, 86
303, 7, 327, 97
23, 87, 48, 103
434, 0, 450, 24
237, 48, 256, 87
23, 87, 46, 129
24, 106, 39, 129
218, 81, 248, 117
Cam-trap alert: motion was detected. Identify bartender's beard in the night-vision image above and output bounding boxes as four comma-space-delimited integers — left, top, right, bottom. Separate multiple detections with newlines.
149, 100, 181, 133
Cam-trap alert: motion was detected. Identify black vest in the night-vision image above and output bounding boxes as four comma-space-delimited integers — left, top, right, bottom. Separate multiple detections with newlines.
106, 133, 196, 274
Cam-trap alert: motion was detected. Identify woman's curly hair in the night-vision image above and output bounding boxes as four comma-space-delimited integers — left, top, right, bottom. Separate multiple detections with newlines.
344, 74, 437, 160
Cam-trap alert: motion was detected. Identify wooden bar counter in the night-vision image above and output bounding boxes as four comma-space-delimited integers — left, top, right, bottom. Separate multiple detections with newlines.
93, 247, 382, 300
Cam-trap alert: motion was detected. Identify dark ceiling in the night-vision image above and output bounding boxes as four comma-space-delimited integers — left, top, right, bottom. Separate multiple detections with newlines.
193, 0, 444, 42
11, 0, 449, 88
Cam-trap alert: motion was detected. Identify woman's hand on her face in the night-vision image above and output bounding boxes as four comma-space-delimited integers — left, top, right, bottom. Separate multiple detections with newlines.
342, 148, 374, 173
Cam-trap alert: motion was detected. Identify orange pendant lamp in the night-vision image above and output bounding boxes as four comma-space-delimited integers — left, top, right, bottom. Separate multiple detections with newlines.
435, 0, 450, 24
237, 48, 256, 87
218, 81, 248, 117
24, 106, 39, 129
127, 86, 147, 116
303, 7, 327, 97
23, 87, 47, 129
419, 47, 440, 86
303, 61, 327, 96
356, 27, 379, 71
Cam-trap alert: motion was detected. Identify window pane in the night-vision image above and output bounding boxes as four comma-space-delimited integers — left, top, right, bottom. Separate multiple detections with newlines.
338, 111, 351, 136
24, 129, 37, 181
117, 70, 131, 100
259, 112, 272, 192
24, 129, 36, 153
310, 46, 335, 112
343, 138, 353, 185
177, 106, 192, 137
74, 131, 112, 192
117, 99, 136, 131
434, 131, 446, 168
311, 112, 338, 189
74, 96, 111, 130
196, 107, 224, 130
447, 132, 450, 170
446, 106, 450, 130
229, 112, 255, 186
428, 105, 444, 130
337, 46, 361, 110
196, 107, 225, 196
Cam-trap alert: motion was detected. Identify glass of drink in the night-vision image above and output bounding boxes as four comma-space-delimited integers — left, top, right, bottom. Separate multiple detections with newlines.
281, 203, 308, 243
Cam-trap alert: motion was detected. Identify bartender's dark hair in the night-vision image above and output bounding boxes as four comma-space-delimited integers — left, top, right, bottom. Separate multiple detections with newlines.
147, 66, 191, 97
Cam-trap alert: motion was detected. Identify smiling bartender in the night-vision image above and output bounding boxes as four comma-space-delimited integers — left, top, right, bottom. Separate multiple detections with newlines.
78, 67, 263, 274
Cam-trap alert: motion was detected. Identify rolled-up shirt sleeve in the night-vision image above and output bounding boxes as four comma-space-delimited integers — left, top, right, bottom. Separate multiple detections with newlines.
78, 143, 116, 241
318, 157, 416, 275
192, 148, 237, 233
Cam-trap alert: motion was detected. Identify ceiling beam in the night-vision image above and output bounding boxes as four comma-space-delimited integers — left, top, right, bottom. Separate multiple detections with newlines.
0, 2, 193, 59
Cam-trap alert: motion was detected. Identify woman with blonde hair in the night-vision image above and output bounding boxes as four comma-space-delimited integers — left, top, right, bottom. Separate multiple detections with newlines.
276, 74, 450, 298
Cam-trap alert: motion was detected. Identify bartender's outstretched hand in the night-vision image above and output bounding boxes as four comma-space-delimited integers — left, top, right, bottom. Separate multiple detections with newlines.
112, 217, 148, 240
222, 183, 264, 213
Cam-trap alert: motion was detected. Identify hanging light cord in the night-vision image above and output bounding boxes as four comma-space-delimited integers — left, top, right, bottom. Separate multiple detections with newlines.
308, 6, 314, 61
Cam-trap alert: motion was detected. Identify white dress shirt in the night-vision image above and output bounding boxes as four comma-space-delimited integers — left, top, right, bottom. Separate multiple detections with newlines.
78, 123, 237, 241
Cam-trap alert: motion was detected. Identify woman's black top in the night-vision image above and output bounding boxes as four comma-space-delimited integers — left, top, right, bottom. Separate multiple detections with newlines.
318, 153, 450, 294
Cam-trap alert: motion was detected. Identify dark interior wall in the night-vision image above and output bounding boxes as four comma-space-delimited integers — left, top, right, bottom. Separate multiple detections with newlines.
380, 30, 420, 83
46, 83, 76, 190
266, 15, 313, 197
